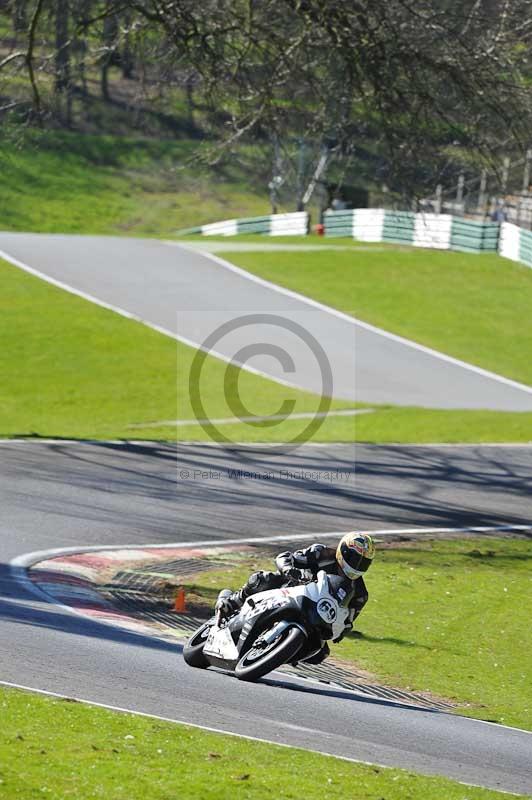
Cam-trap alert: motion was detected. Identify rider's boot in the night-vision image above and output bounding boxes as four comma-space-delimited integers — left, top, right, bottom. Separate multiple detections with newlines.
291, 642, 330, 667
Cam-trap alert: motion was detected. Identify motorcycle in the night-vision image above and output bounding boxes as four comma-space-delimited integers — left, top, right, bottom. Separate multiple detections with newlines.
183, 570, 352, 681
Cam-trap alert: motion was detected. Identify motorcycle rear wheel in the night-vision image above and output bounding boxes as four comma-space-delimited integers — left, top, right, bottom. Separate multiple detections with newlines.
235, 625, 305, 682
183, 621, 212, 668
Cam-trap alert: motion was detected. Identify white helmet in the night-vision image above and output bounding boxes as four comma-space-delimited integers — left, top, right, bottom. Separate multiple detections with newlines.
336, 532, 375, 579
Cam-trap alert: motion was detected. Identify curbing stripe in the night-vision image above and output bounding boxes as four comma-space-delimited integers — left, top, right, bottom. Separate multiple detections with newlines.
11, 525, 532, 569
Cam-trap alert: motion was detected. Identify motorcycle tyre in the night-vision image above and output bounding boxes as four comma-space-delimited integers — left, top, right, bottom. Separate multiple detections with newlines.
183, 622, 212, 668
235, 625, 305, 682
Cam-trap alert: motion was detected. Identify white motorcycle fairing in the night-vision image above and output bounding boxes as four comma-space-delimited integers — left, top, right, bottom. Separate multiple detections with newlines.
203, 624, 240, 660
184, 569, 354, 680
205, 570, 349, 658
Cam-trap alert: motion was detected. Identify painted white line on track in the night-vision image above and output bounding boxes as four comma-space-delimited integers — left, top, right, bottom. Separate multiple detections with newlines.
129, 408, 375, 428
10, 525, 532, 570
176, 243, 532, 398
0, 439, 531, 447
10, 525, 530, 653
10, 524, 531, 647
0, 247, 314, 396
2, 240, 532, 402
8, 562, 128, 631
0, 679, 388, 765
0, 680, 527, 791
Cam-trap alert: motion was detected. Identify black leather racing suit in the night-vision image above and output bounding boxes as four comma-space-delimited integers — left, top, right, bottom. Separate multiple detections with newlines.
229, 543, 368, 664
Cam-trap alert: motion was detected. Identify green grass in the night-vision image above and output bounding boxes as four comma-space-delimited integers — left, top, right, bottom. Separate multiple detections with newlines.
0, 131, 274, 236
342, 405, 532, 443
0, 687, 525, 799
179, 234, 396, 247
174, 405, 532, 444
0, 257, 355, 441
222, 247, 532, 388
180, 537, 532, 730
2, 255, 531, 442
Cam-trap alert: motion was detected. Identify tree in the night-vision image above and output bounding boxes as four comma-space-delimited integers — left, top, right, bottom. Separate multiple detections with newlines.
2, 0, 531, 198
100, 3, 118, 101
11, 0, 26, 33
122, 0, 532, 192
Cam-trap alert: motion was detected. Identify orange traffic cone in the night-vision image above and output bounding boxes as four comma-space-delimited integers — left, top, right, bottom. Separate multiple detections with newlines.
174, 587, 187, 613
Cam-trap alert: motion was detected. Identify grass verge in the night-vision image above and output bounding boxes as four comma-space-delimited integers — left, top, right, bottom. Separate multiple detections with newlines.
0, 131, 273, 236
2, 256, 531, 442
221, 246, 532, 388
180, 536, 532, 730
0, 686, 525, 799
0, 257, 354, 441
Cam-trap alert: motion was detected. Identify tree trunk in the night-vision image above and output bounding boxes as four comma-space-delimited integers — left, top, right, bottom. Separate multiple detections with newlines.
101, 57, 111, 101
12, 0, 26, 33
185, 74, 195, 126
76, 0, 91, 97
101, 9, 117, 101
121, 10, 134, 79
55, 0, 71, 124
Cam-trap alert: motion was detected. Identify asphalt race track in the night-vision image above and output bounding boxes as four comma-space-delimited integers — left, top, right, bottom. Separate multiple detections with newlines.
1, 236, 531, 792
1, 232, 532, 410
1, 441, 531, 794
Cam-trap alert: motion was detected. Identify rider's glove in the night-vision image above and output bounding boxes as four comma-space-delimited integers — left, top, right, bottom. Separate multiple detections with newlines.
333, 622, 352, 644
215, 591, 242, 619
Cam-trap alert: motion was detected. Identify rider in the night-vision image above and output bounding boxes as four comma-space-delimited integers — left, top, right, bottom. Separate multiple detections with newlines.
216, 532, 375, 664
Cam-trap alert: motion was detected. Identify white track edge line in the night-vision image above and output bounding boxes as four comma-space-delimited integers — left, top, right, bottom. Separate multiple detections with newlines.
176, 242, 532, 397
10, 525, 532, 567
9, 524, 532, 741
0, 247, 321, 397
0, 439, 532, 447
0, 681, 527, 790
130, 408, 374, 429
8, 562, 180, 643
3, 240, 532, 401
6, 563, 458, 717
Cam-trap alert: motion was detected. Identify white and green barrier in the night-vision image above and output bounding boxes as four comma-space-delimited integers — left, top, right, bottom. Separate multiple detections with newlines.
499, 222, 532, 267
449, 217, 500, 253
179, 206, 532, 269
324, 209, 500, 253
180, 211, 309, 237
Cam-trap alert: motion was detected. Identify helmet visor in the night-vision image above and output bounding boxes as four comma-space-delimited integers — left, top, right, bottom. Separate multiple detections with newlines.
338, 543, 373, 579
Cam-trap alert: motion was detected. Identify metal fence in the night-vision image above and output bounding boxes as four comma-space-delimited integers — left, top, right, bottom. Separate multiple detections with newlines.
421, 151, 532, 230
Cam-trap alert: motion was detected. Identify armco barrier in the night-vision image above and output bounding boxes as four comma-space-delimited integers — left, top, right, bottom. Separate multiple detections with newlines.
324, 209, 500, 254
180, 207, 531, 268
450, 218, 500, 252
520, 228, 532, 267
179, 211, 309, 237
382, 210, 415, 244
353, 208, 385, 241
500, 222, 532, 268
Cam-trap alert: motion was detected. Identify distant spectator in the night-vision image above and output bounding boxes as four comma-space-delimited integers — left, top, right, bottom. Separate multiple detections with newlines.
491, 205, 508, 223
331, 196, 347, 211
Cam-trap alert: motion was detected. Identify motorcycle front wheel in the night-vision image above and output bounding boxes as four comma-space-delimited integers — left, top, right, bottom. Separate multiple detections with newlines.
183, 621, 212, 668
235, 624, 305, 682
